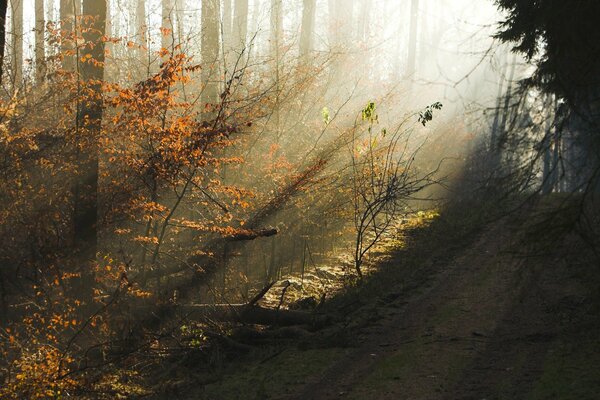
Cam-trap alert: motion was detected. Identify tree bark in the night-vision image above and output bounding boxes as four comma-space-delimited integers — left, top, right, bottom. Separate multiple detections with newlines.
10, 0, 22, 85
233, 0, 248, 49
60, 0, 80, 72
201, 0, 220, 108
35, 0, 45, 82
74, 0, 106, 304
406, 0, 419, 80
270, 0, 282, 138
159, 304, 331, 327
161, 0, 174, 52
223, 0, 232, 40
299, 0, 316, 58
0, 0, 7, 86
136, 0, 148, 79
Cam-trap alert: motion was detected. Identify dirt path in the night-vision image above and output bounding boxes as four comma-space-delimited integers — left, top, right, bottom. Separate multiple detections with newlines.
285, 218, 555, 400
190, 213, 599, 400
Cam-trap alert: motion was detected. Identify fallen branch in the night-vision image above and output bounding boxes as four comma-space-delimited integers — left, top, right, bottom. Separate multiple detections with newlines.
176, 304, 331, 327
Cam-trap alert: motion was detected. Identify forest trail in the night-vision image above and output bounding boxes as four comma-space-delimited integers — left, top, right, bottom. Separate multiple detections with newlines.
281, 215, 593, 400
195, 210, 599, 400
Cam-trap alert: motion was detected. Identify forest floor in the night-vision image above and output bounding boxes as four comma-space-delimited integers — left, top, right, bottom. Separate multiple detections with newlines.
174, 200, 600, 400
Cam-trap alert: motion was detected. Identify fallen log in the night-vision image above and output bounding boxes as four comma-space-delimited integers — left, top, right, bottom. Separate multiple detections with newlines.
177, 304, 331, 327
227, 227, 278, 242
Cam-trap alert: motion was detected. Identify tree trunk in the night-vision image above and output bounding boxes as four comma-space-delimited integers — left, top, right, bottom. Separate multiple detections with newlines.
0, 0, 7, 86
406, 0, 419, 80
174, 0, 184, 43
299, 0, 316, 58
270, 0, 282, 137
60, 0, 80, 72
233, 0, 248, 49
136, 0, 148, 78
328, 0, 353, 81
541, 95, 557, 194
223, 0, 232, 40
35, 0, 45, 82
10, 0, 22, 86
163, 304, 331, 327
162, 0, 174, 52
270, 0, 282, 60
74, 0, 106, 304
201, 0, 220, 108
357, 0, 370, 43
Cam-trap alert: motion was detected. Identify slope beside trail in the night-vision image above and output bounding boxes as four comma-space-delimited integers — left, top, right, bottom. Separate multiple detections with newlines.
285, 215, 598, 400
189, 210, 599, 400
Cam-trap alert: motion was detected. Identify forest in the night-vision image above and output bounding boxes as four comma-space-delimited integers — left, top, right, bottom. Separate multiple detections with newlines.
0, 0, 599, 398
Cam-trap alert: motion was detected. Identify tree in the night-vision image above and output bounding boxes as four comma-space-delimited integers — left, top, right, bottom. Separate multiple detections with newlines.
495, 0, 600, 192
233, 0, 248, 49
223, 0, 232, 41
0, 0, 7, 85
162, 0, 174, 52
270, 0, 282, 136
74, 0, 107, 302
10, 0, 22, 85
60, 0, 80, 72
299, 0, 316, 58
35, 0, 45, 82
201, 0, 220, 108
136, 0, 148, 75
328, 0, 354, 80
495, 1, 600, 106
406, 0, 418, 80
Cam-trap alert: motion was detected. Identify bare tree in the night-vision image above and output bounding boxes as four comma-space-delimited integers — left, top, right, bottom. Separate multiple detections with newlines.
406, 0, 418, 80
35, 0, 45, 82
233, 0, 248, 48
74, 0, 107, 303
299, 0, 315, 58
0, 0, 7, 85
223, 0, 232, 40
136, 0, 148, 77
162, 0, 174, 52
60, 0, 80, 72
351, 102, 440, 278
10, 0, 22, 85
201, 0, 221, 107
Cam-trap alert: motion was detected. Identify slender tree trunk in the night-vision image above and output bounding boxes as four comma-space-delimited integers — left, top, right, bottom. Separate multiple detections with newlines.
328, 0, 353, 81
299, 0, 315, 58
498, 56, 517, 140
222, 0, 233, 78
0, 0, 7, 86
162, 0, 174, 52
201, 0, 221, 108
406, 0, 419, 80
270, 0, 281, 138
74, 0, 106, 304
541, 95, 556, 194
328, 0, 337, 49
176, 0, 185, 43
105, 0, 115, 81
418, 0, 427, 79
249, 0, 259, 58
270, 0, 282, 60
233, 0, 247, 49
223, 0, 232, 40
10, 0, 22, 86
136, 0, 148, 77
35, 0, 45, 82
60, 0, 80, 72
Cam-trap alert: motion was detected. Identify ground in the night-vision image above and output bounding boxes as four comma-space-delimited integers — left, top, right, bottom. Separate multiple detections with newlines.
173, 203, 600, 400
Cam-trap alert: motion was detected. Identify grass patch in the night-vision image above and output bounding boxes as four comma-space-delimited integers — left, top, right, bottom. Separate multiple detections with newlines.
529, 338, 600, 400
199, 348, 345, 400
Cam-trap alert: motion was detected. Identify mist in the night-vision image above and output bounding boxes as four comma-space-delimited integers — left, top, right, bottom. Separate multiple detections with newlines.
1, 0, 599, 398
